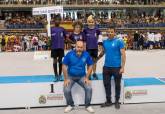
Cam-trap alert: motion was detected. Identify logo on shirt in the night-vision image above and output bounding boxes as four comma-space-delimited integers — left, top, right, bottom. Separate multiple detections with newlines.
80, 35, 83, 40
95, 33, 97, 37
74, 36, 79, 41
61, 32, 64, 37
112, 43, 115, 47
86, 34, 90, 37
82, 57, 86, 63
51, 33, 56, 36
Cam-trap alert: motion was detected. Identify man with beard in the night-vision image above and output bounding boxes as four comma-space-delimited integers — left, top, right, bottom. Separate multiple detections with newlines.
62, 40, 95, 113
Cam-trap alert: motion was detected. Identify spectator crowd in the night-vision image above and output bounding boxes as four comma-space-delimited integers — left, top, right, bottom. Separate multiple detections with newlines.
0, 0, 164, 5
0, 31, 165, 52
3, 11, 165, 29
0, 33, 50, 52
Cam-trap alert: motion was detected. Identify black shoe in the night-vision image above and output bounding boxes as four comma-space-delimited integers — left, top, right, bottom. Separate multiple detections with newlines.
115, 102, 120, 109
93, 73, 98, 80
101, 102, 113, 108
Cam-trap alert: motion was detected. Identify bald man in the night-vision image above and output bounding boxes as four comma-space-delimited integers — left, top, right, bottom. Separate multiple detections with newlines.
62, 40, 95, 113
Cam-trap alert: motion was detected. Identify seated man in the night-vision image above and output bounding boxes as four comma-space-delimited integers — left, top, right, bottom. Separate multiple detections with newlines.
62, 40, 94, 113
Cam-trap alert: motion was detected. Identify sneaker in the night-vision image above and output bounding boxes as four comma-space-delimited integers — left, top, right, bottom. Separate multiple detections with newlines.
64, 105, 73, 113
58, 75, 63, 81
57, 75, 61, 81
93, 73, 98, 80
89, 76, 92, 80
58, 75, 62, 81
53, 77, 57, 82
53, 74, 59, 82
115, 102, 120, 109
101, 101, 113, 107
86, 106, 95, 113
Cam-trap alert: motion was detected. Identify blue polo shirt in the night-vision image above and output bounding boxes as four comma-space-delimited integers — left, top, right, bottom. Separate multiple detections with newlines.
62, 50, 93, 77
103, 38, 125, 67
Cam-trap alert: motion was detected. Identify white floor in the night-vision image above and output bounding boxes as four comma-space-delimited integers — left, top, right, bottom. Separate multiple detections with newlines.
0, 103, 165, 114
0, 50, 165, 77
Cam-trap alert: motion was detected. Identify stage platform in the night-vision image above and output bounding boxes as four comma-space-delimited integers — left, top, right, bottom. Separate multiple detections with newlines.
124, 77, 165, 103
0, 74, 124, 109
1, 74, 165, 108
0, 50, 165, 108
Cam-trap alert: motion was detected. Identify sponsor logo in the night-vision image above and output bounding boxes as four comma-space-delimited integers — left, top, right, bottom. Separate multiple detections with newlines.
39, 95, 47, 104
132, 90, 147, 96
125, 90, 147, 99
47, 94, 64, 100
39, 93, 64, 104
125, 91, 132, 99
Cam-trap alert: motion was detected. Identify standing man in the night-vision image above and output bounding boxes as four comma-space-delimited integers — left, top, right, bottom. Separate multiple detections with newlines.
83, 15, 101, 80
1, 35, 6, 52
51, 14, 68, 81
147, 32, 155, 50
98, 26, 126, 109
133, 31, 140, 50
62, 40, 95, 113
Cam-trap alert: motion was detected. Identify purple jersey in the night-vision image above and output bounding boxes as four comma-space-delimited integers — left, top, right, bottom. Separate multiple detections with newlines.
69, 32, 85, 43
51, 27, 67, 49
83, 27, 101, 49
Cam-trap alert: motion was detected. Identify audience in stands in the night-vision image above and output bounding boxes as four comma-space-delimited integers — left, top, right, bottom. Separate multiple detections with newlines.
0, 0, 164, 5
89, 15, 165, 28
0, 31, 165, 52
0, 33, 50, 52
4, 14, 165, 29
4, 13, 46, 29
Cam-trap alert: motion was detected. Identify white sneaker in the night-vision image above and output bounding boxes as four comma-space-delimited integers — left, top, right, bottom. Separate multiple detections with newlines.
64, 105, 73, 113
86, 106, 95, 113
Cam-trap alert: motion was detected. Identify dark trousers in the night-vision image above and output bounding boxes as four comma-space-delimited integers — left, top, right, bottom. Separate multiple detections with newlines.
103, 66, 122, 102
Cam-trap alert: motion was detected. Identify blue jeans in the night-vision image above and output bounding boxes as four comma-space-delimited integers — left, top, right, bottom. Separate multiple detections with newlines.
63, 76, 92, 107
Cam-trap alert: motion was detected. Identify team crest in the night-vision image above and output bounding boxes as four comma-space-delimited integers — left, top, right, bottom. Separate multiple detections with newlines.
39, 95, 47, 104
82, 57, 86, 63
95, 33, 97, 37
80, 35, 83, 40
125, 91, 132, 99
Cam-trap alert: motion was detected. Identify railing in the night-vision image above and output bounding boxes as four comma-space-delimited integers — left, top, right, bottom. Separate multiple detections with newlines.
0, 0, 164, 5
0, 28, 46, 33
83, 23, 165, 29
0, 1, 164, 8
5, 23, 45, 29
